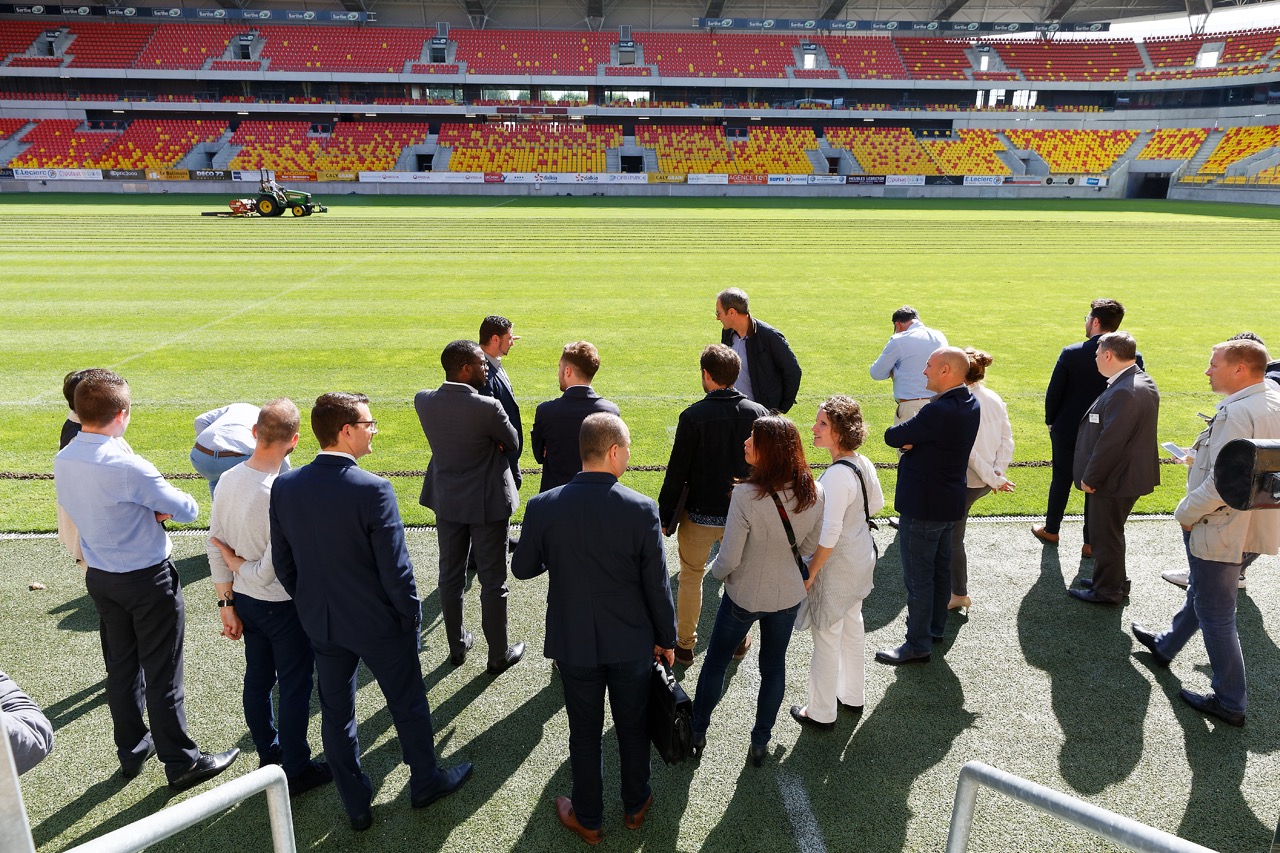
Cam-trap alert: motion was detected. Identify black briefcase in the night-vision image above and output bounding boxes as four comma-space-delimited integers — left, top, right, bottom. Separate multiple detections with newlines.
648, 659, 694, 765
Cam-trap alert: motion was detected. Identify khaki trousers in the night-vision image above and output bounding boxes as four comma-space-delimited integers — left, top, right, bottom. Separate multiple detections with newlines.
675, 514, 723, 651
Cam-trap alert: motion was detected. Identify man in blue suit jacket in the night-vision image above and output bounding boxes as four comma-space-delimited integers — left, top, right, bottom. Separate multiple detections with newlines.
877, 348, 981, 666
271, 392, 471, 832
530, 341, 620, 493
513, 413, 676, 845
1035, 299, 1135, 557
480, 315, 523, 489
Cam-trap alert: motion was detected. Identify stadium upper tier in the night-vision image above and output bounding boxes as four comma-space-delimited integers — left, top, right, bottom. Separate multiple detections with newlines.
5, 118, 1280, 184
2, 21, 1280, 83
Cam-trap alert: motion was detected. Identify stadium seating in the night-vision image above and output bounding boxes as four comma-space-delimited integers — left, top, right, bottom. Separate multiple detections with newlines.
810, 36, 909, 79
1002, 129, 1138, 172
7, 56, 64, 67
634, 124, 735, 173
135, 23, 241, 70
410, 63, 460, 74
1219, 26, 1280, 63
971, 71, 1021, 81
1142, 34, 1209, 67
986, 38, 1142, 82
730, 126, 818, 174
8, 119, 122, 168
438, 122, 621, 172
210, 59, 262, 71
0, 118, 30, 140
893, 37, 972, 79
605, 65, 652, 76
92, 119, 225, 170
227, 120, 322, 171
64, 22, 156, 68
793, 69, 842, 79
1135, 127, 1209, 160
0, 21, 48, 64
824, 126, 941, 175
451, 29, 614, 75
314, 121, 431, 171
1198, 124, 1280, 174
635, 32, 795, 78
919, 129, 1011, 175
257, 25, 429, 73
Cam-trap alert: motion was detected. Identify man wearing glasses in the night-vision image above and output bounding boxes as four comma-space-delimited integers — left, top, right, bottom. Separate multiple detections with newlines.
416, 341, 527, 675
271, 392, 471, 831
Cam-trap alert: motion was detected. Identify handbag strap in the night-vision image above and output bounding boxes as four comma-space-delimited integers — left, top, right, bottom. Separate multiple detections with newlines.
833, 458, 880, 533
768, 491, 809, 580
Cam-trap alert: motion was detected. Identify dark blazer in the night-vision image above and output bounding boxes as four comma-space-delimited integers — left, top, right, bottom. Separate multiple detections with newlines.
1073, 364, 1160, 497
1267, 359, 1280, 388
1045, 335, 1145, 436
530, 386, 620, 493
513, 471, 676, 667
270, 454, 421, 645
884, 384, 981, 522
415, 382, 520, 524
657, 388, 768, 529
721, 317, 802, 414
483, 359, 523, 486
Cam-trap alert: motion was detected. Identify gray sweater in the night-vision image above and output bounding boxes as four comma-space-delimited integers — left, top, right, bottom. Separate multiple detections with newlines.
207, 462, 291, 602
1, 670, 53, 774
710, 482, 825, 613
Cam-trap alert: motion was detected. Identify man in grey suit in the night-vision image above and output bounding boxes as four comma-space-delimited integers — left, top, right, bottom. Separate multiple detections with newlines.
416, 340, 526, 674
1069, 332, 1160, 605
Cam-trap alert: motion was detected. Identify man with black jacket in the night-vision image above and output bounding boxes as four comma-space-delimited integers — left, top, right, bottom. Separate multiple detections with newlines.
658, 345, 768, 665
715, 288, 802, 414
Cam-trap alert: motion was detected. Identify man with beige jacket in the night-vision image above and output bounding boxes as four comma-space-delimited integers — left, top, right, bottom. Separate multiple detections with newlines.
1131, 339, 1280, 726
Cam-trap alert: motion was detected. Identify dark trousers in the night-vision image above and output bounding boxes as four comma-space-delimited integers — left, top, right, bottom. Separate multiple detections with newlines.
558, 658, 652, 831
899, 516, 955, 654
1046, 428, 1092, 542
1086, 493, 1139, 602
437, 518, 510, 664
312, 632, 442, 819
235, 594, 316, 776
949, 486, 991, 597
85, 561, 200, 776
692, 594, 799, 748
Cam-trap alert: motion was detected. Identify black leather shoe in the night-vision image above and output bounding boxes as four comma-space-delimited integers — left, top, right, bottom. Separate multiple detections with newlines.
1079, 577, 1132, 594
487, 642, 526, 675
1131, 623, 1172, 667
1068, 588, 1121, 606
121, 743, 156, 779
1179, 688, 1245, 727
749, 743, 767, 767
168, 748, 240, 791
875, 645, 930, 666
837, 700, 864, 715
288, 760, 334, 798
691, 733, 707, 761
507, 536, 520, 554
350, 810, 373, 832
931, 636, 944, 645
412, 761, 473, 808
790, 705, 835, 732
450, 631, 474, 666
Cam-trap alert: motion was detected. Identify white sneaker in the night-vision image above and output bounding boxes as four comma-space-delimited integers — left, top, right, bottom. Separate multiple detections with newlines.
1161, 569, 1190, 589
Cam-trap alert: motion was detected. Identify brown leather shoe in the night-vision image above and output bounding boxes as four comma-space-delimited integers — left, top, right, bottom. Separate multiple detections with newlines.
733, 635, 752, 660
1081, 543, 1093, 558
556, 796, 603, 845
624, 793, 653, 830
1031, 525, 1060, 545
674, 646, 694, 666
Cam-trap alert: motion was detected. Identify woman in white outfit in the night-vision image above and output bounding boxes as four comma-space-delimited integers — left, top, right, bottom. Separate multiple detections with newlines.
791, 395, 884, 730
948, 348, 1016, 611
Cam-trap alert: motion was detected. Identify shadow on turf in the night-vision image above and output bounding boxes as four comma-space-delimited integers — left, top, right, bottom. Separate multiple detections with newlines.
1017, 545, 1151, 795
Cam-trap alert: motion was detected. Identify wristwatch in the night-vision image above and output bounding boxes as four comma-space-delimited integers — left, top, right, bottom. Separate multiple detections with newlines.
217, 596, 235, 608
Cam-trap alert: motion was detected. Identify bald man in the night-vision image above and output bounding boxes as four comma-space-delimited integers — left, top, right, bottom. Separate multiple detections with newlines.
876, 347, 981, 665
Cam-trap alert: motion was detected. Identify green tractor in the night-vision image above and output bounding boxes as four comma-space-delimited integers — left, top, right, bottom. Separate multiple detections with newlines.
254, 172, 328, 217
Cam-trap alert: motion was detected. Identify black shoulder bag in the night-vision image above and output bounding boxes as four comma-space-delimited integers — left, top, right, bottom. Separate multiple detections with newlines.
833, 458, 880, 558
768, 491, 809, 581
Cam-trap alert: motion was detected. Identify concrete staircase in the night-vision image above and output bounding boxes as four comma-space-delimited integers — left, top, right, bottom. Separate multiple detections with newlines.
1185, 128, 1226, 177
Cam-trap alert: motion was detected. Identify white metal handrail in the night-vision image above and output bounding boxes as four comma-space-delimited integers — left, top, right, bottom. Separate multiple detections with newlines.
946, 760, 1216, 853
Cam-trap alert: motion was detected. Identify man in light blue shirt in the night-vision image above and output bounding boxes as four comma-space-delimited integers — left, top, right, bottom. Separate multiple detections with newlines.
869, 306, 950, 424
54, 369, 239, 791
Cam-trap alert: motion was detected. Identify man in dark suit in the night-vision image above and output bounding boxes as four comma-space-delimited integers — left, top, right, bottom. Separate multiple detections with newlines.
1034, 298, 1131, 557
513, 412, 676, 845
877, 347, 981, 665
416, 340, 526, 674
270, 392, 471, 831
479, 315, 523, 489
530, 340, 620, 493
715, 287, 802, 413
1069, 332, 1160, 605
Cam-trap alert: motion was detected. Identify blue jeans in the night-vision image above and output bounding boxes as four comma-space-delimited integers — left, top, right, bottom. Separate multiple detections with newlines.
234, 594, 316, 775
899, 516, 954, 655
558, 658, 652, 831
691, 593, 799, 748
1154, 531, 1252, 715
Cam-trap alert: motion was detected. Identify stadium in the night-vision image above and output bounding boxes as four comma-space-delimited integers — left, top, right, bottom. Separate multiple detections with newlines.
4, 0, 1280, 851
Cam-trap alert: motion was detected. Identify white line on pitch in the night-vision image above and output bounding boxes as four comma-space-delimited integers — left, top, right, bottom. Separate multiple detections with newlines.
777, 771, 828, 853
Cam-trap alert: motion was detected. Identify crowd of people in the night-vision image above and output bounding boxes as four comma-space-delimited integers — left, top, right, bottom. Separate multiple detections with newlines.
22, 290, 1280, 845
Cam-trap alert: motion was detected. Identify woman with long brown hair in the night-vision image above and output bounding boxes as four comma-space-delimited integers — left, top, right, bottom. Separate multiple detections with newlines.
690, 415, 825, 767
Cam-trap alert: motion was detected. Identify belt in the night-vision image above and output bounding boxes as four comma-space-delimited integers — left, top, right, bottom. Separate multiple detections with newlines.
195, 443, 247, 459
896, 397, 930, 403
86, 558, 173, 576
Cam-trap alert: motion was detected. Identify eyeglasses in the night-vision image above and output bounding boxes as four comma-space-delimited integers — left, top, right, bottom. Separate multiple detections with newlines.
352, 420, 378, 431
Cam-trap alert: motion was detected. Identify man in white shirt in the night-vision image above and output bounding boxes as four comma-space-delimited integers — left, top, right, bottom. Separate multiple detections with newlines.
869, 307, 949, 425
190, 403, 289, 499
208, 398, 331, 797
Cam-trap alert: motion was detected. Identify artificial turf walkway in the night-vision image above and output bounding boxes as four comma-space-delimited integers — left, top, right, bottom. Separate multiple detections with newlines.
6, 520, 1278, 852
